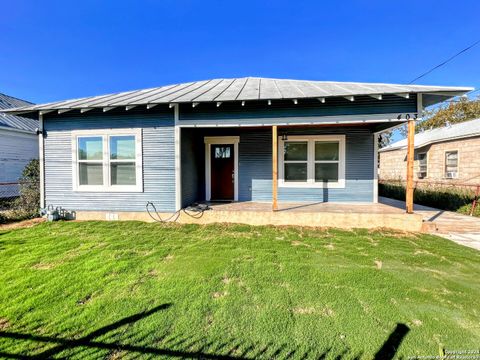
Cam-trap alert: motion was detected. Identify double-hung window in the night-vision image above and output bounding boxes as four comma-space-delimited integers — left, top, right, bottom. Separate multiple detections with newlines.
444, 150, 458, 179
72, 129, 143, 192
417, 152, 427, 179
279, 135, 345, 188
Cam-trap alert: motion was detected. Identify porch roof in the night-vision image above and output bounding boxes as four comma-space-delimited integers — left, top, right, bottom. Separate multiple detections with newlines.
1, 77, 472, 115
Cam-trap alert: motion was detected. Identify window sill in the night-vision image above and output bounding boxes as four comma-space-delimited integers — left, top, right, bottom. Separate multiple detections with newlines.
279, 180, 345, 189
73, 185, 143, 193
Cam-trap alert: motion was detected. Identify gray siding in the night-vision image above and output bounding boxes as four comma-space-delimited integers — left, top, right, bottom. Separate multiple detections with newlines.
0, 130, 38, 197
44, 112, 175, 212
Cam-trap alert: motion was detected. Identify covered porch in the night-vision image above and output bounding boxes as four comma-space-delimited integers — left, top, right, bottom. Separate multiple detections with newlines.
179, 120, 411, 208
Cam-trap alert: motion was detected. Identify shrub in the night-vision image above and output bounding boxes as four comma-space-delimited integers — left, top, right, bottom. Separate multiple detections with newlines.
13, 159, 40, 219
379, 182, 479, 216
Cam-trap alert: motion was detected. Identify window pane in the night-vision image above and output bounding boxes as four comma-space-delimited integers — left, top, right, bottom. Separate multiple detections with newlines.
215, 147, 231, 158
111, 162, 136, 185
110, 136, 136, 160
78, 137, 103, 160
79, 163, 103, 185
284, 142, 307, 161
315, 141, 339, 161
284, 163, 307, 182
315, 163, 339, 182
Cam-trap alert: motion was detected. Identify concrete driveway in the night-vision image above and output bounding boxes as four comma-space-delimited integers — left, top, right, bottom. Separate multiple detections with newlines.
379, 197, 480, 251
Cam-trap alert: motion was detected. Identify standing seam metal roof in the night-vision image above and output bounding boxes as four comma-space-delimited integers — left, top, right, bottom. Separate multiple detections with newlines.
1, 77, 473, 114
0, 93, 37, 132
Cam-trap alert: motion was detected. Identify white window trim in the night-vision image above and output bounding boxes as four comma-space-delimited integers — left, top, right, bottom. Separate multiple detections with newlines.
278, 135, 346, 188
443, 149, 459, 179
204, 136, 239, 201
417, 151, 428, 178
72, 128, 143, 192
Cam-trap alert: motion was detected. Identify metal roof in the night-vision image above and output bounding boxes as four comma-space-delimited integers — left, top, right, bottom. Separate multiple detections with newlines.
0, 93, 37, 132
1, 77, 473, 115
380, 117, 480, 152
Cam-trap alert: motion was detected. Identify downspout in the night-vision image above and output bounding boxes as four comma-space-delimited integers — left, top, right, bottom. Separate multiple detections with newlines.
173, 104, 182, 211
373, 131, 379, 203
38, 112, 45, 209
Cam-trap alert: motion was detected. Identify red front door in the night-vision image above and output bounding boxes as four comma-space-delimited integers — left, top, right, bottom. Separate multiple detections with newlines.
210, 144, 234, 201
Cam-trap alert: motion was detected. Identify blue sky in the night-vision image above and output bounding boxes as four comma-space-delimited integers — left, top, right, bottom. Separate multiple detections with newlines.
1, 0, 479, 105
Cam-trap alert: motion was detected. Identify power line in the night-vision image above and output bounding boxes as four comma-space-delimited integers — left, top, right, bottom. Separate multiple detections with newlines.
409, 39, 480, 84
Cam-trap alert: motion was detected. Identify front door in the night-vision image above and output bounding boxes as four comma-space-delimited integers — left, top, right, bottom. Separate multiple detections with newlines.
210, 144, 234, 201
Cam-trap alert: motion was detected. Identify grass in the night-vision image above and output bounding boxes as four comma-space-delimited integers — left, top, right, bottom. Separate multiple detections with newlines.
0, 221, 479, 359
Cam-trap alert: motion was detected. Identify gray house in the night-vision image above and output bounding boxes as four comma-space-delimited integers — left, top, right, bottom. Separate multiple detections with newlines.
0, 93, 38, 198
2, 78, 471, 224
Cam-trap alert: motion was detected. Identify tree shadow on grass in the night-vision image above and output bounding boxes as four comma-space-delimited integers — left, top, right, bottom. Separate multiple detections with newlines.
0, 303, 410, 360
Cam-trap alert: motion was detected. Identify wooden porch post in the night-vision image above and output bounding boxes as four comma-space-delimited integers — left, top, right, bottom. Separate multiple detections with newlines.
406, 118, 415, 213
272, 125, 278, 211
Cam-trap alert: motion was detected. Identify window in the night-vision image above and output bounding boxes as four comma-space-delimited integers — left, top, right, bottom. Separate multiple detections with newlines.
214, 146, 231, 159
445, 150, 458, 178
279, 135, 345, 188
417, 152, 427, 179
72, 129, 142, 192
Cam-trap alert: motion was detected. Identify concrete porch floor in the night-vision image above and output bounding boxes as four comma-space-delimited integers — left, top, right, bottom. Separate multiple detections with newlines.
182, 198, 424, 232
206, 200, 406, 214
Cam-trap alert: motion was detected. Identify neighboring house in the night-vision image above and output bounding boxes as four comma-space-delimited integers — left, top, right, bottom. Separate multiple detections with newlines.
379, 118, 480, 184
0, 93, 38, 198
1, 77, 470, 218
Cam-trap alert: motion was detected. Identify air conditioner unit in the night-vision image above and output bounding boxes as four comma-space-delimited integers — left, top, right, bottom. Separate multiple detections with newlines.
417, 171, 427, 179
445, 172, 457, 179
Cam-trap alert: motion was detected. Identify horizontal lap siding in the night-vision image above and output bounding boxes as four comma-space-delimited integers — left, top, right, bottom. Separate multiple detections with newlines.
44, 113, 175, 212
243, 127, 374, 202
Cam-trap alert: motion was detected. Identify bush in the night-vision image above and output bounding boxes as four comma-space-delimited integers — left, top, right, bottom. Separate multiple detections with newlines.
12, 159, 40, 219
379, 182, 479, 216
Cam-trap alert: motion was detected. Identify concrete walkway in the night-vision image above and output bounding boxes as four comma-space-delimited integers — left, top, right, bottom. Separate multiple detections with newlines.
379, 197, 480, 251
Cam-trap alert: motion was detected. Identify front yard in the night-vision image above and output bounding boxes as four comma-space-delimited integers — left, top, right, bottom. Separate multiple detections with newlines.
0, 222, 479, 359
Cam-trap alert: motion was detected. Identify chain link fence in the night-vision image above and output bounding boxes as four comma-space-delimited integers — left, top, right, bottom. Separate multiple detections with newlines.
0, 181, 39, 211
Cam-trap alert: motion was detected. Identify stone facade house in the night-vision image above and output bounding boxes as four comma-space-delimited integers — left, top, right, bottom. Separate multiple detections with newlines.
379, 118, 480, 185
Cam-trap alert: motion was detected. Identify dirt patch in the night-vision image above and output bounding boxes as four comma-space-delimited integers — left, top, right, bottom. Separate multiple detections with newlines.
291, 240, 311, 247
77, 293, 93, 305
164, 254, 174, 261
212, 291, 228, 299
0, 318, 10, 330
411, 319, 423, 327
374, 260, 383, 270
324, 244, 335, 250
0, 217, 45, 231
106, 350, 127, 360
292, 307, 334, 316
32, 262, 56, 270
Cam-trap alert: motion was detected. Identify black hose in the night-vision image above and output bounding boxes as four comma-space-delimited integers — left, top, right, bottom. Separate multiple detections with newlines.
146, 202, 211, 223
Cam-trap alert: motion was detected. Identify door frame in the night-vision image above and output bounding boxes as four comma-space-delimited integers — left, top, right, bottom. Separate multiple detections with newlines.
204, 136, 239, 201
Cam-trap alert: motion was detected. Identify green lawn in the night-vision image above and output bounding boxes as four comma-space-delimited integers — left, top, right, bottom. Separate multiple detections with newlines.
0, 222, 479, 359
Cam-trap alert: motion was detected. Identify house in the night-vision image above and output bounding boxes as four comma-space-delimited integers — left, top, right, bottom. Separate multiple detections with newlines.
2, 78, 472, 228
0, 93, 38, 198
379, 118, 480, 184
